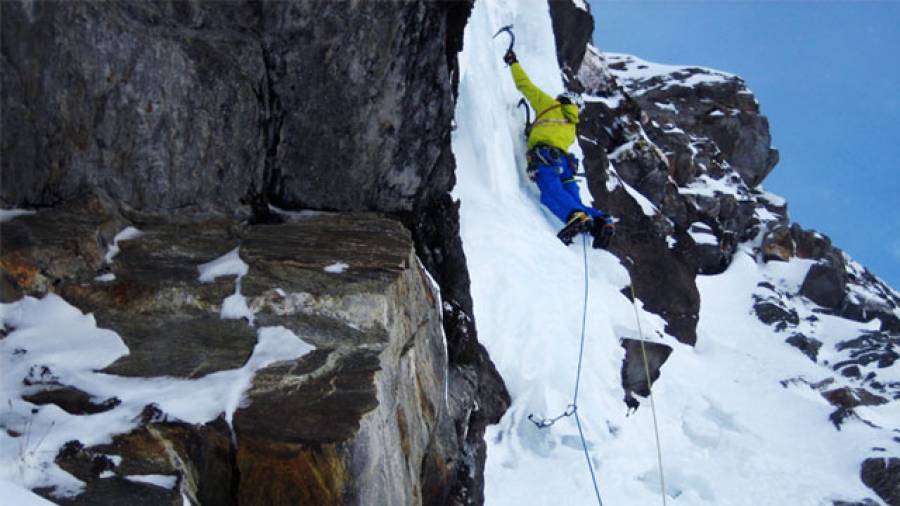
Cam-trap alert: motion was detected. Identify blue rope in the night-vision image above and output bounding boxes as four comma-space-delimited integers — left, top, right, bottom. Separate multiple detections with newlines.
528, 234, 603, 505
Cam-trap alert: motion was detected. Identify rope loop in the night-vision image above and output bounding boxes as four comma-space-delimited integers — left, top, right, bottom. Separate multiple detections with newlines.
526, 235, 604, 505
527, 403, 578, 430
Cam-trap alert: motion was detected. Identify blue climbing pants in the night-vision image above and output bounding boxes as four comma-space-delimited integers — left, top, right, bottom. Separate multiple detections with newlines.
529, 146, 605, 224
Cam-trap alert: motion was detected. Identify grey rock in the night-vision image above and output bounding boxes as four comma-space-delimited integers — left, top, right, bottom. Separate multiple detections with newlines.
861, 457, 900, 506
1, 1, 465, 218
801, 254, 848, 309
763, 225, 795, 262
754, 298, 800, 331
22, 386, 120, 415
548, 0, 594, 91
1, 1, 266, 214
785, 333, 823, 362
620, 338, 673, 407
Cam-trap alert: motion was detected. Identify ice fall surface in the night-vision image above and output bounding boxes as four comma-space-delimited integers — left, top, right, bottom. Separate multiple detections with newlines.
452, 1, 890, 504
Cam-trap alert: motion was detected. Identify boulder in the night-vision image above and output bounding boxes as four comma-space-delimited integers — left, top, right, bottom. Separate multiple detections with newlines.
791, 224, 832, 260
800, 254, 848, 309
763, 225, 795, 262
754, 297, 800, 332
861, 457, 900, 506
2, 1, 502, 503
53, 418, 235, 506
785, 333, 823, 362
823, 387, 889, 410
22, 385, 120, 416
686, 221, 729, 274
620, 338, 673, 408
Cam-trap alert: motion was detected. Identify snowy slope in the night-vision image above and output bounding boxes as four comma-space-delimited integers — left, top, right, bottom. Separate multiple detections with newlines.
453, 1, 894, 504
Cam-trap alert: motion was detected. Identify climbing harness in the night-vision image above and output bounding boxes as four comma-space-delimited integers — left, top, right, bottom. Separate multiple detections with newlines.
530, 103, 567, 132
528, 235, 604, 505
629, 280, 668, 506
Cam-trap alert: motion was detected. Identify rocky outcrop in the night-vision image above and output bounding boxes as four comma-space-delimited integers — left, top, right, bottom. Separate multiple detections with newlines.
4, 202, 467, 505
619, 338, 672, 409
861, 457, 900, 506
548, 0, 594, 90
547, 5, 899, 501
2, 0, 508, 503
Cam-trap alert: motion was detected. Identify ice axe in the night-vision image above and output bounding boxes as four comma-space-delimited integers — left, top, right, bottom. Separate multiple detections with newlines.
493, 24, 515, 53
517, 98, 532, 137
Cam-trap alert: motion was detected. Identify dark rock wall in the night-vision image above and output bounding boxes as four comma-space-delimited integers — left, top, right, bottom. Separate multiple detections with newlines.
547, 0, 594, 90
1, 1, 267, 212
1, 0, 463, 216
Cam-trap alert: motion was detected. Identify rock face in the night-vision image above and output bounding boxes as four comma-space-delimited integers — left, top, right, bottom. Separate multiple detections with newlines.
2, 0, 509, 504
1, 0, 465, 216
861, 457, 900, 506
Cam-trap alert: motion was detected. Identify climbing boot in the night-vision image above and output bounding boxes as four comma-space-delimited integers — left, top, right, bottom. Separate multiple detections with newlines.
557, 211, 593, 246
591, 218, 615, 249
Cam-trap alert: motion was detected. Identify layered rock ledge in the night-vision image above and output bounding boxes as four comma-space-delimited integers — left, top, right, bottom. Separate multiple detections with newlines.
1, 200, 459, 505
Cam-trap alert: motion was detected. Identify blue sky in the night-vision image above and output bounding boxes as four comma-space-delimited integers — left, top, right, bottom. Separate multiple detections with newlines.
588, 1, 900, 289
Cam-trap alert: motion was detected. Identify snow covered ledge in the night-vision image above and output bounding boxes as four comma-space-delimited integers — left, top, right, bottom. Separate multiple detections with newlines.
1, 208, 454, 505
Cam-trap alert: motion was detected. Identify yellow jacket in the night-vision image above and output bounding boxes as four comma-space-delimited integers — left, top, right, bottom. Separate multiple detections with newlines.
511, 62, 579, 151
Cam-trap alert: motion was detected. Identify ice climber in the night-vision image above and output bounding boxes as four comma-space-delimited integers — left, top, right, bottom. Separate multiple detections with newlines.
504, 48, 615, 248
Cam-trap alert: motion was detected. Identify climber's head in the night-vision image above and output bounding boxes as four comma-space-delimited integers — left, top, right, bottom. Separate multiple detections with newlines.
557, 91, 584, 111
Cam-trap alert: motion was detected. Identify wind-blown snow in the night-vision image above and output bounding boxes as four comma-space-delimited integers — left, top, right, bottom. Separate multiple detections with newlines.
198, 247, 255, 324
104, 226, 143, 264
197, 247, 248, 283
453, 1, 888, 504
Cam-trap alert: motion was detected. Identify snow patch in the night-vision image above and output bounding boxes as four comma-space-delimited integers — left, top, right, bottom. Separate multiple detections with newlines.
268, 204, 330, 219
606, 53, 734, 97
0, 295, 313, 496
124, 474, 177, 489
622, 179, 658, 217
688, 222, 718, 246
197, 247, 248, 283
198, 248, 254, 323
654, 101, 678, 113
104, 226, 143, 264
324, 262, 349, 274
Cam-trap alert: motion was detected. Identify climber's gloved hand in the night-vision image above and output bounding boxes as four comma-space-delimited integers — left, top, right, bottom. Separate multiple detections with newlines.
503, 49, 517, 66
